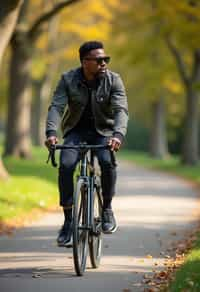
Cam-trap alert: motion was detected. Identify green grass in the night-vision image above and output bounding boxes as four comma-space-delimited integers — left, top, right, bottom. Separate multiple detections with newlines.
118, 149, 200, 291
0, 147, 58, 222
169, 234, 200, 291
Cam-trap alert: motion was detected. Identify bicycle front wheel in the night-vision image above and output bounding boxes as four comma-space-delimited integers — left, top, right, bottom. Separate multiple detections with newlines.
73, 178, 88, 276
89, 180, 103, 268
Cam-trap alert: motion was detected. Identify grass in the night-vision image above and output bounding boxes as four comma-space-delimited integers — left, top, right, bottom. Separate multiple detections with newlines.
169, 234, 200, 291
118, 149, 200, 292
0, 146, 58, 223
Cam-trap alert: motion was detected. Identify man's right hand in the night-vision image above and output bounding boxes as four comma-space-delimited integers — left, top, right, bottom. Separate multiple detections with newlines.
45, 136, 58, 149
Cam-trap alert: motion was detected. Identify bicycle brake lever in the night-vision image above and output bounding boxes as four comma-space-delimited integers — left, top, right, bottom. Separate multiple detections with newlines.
46, 152, 51, 164
46, 145, 57, 167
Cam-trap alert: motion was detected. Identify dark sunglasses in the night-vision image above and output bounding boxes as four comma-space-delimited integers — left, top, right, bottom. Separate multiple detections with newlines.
84, 56, 111, 64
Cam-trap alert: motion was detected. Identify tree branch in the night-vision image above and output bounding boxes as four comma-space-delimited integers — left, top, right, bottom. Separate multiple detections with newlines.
28, 0, 81, 40
165, 35, 190, 87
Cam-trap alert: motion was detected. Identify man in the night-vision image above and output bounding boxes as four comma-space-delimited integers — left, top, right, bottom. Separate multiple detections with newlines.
45, 41, 128, 247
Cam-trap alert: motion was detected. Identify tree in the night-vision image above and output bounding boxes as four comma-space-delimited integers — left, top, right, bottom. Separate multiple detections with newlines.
110, 2, 174, 158
0, 0, 24, 179
30, 0, 121, 145
151, 1, 200, 164
111, 0, 200, 164
4, 0, 81, 158
0, 0, 23, 66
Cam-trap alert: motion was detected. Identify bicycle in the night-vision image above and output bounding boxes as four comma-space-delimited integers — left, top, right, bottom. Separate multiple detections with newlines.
47, 143, 109, 276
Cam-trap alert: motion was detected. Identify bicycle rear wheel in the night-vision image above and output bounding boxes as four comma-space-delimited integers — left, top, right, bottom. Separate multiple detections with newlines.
73, 178, 88, 276
89, 178, 103, 268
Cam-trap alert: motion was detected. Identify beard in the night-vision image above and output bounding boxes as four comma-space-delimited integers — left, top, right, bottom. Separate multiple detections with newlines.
96, 68, 107, 78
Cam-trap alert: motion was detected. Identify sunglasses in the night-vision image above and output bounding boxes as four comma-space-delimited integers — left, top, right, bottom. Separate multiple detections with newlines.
84, 56, 111, 65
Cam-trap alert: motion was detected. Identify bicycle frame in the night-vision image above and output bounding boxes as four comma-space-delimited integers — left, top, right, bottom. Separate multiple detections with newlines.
48, 143, 107, 234
47, 143, 108, 275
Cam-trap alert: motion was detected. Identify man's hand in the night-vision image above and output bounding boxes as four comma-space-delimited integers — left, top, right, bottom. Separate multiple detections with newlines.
45, 136, 58, 149
108, 137, 121, 152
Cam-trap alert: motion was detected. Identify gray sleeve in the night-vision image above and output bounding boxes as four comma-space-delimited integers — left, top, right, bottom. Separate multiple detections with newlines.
110, 74, 129, 137
45, 75, 68, 137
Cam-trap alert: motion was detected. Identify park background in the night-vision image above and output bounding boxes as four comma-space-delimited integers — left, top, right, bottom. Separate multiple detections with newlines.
0, 1, 200, 290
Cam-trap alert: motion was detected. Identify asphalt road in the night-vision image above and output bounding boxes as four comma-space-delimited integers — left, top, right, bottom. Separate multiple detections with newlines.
0, 161, 199, 292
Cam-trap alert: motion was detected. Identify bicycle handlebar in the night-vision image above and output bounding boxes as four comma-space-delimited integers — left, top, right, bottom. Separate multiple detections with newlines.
46, 143, 110, 168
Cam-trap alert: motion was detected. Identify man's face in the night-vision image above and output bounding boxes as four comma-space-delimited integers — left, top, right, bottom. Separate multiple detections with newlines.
82, 48, 110, 78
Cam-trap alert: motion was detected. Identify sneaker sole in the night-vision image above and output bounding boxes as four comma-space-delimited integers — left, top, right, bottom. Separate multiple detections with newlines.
102, 225, 118, 234
64, 238, 73, 248
57, 238, 73, 248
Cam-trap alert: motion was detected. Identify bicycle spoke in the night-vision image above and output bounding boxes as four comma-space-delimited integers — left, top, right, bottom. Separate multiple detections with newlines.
89, 182, 103, 268
73, 179, 88, 276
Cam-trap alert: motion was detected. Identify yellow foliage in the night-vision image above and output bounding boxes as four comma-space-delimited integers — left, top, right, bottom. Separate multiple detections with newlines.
163, 78, 183, 95
59, 0, 120, 40
36, 33, 48, 50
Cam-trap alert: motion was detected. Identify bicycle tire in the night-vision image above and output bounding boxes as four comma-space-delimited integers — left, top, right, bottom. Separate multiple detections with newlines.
73, 178, 89, 276
89, 177, 103, 268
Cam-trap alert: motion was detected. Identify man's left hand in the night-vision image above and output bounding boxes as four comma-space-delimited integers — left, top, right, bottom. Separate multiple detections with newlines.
108, 137, 121, 152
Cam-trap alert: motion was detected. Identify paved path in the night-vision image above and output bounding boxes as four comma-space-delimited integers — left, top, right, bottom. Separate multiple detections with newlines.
0, 161, 199, 292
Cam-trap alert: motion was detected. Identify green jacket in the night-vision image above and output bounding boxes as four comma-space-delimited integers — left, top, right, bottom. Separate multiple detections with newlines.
46, 67, 128, 139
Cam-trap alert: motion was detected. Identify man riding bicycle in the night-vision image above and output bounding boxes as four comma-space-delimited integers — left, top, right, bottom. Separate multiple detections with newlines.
45, 41, 128, 247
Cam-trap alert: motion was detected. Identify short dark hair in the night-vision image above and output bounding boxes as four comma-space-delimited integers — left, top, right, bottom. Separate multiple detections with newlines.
79, 41, 104, 61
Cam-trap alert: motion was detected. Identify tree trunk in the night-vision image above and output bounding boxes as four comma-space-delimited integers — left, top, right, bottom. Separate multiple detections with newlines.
4, 0, 79, 158
182, 87, 199, 165
0, 0, 23, 178
32, 75, 53, 145
4, 35, 32, 158
31, 80, 43, 146
31, 61, 59, 146
0, 0, 23, 67
166, 39, 200, 165
149, 96, 168, 159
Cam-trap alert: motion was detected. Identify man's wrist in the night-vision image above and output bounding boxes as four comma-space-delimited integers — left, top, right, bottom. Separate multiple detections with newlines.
46, 130, 57, 139
113, 132, 124, 144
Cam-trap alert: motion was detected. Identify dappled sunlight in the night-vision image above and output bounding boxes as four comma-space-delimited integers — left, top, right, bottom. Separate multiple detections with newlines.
0, 252, 73, 270
113, 195, 199, 227
100, 255, 168, 274
0, 251, 169, 277
118, 178, 192, 190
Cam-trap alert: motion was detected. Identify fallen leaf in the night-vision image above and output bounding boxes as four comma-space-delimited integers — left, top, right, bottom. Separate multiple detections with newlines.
146, 254, 153, 259
143, 274, 152, 279
157, 271, 168, 280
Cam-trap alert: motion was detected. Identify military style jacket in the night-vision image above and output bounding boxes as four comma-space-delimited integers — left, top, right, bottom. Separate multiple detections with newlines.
46, 67, 128, 139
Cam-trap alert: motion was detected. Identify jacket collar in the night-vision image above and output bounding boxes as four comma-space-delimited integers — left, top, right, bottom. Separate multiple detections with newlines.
75, 67, 106, 86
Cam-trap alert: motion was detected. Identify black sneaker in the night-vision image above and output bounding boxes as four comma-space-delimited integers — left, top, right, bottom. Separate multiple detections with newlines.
57, 221, 73, 247
102, 209, 117, 234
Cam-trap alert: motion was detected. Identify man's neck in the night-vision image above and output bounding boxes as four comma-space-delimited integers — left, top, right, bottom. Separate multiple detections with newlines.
82, 68, 96, 81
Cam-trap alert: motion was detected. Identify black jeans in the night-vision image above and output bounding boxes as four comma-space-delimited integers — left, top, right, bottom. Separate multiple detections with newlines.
58, 129, 117, 207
